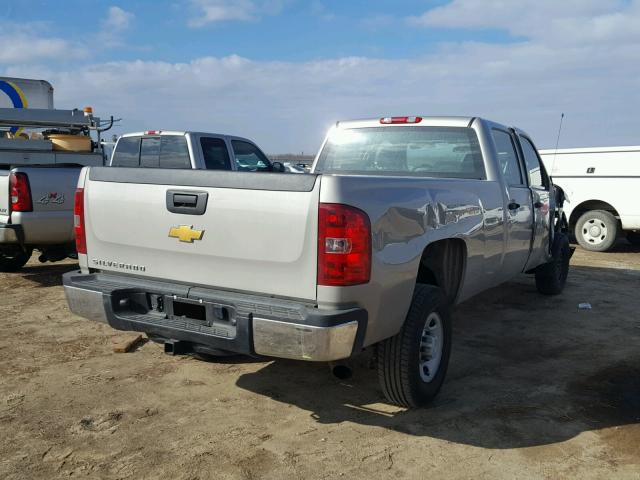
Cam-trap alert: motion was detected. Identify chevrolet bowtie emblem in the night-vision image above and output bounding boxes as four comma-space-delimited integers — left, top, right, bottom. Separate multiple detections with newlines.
168, 225, 205, 243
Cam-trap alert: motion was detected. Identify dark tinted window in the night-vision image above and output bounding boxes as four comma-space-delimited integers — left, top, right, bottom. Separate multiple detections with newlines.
111, 137, 140, 167
519, 136, 545, 188
140, 137, 160, 168
492, 129, 523, 185
316, 127, 485, 179
231, 140, 271, 171
160, 136, 191, 169
201, 137, 231, 170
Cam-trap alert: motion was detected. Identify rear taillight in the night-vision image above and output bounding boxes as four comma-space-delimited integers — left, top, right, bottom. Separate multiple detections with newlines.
380, 116, 422, 124
9, 173, 32, 212
74, 188, 87, 254
318, 203, 371, 286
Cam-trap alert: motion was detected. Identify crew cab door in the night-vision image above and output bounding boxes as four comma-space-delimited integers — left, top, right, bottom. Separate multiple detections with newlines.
491, 128, 534, 276
518, 134, 552, 270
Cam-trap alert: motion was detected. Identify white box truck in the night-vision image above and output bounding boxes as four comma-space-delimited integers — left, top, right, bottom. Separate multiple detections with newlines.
539, 146, 640, 251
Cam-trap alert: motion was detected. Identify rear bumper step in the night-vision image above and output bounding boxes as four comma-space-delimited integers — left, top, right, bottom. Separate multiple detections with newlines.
63, 271, 367, 362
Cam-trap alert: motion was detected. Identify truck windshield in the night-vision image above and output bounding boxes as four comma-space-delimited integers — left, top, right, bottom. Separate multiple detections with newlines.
315, 126, 485, 179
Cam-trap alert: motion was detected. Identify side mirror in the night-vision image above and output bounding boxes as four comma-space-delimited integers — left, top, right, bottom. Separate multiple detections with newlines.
271, 161, 285, 173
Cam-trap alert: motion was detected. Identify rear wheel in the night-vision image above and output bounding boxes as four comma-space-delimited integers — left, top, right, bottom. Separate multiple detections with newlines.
575, 210, 618, 252
0, 247, 32, 272
535, 233, 570, 295
627, 231, 640, 246
376, 284, 451, 408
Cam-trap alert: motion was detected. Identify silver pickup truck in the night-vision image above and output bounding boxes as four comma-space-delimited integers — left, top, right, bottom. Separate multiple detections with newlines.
0, 107, 106, 271
63, 116, 570, 407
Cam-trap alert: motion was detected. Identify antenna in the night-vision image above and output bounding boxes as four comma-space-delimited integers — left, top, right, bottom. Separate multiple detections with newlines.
552, 113, 565, 174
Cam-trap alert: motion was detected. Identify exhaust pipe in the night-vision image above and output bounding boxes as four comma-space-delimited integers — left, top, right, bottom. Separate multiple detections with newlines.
330, 362, 353, 380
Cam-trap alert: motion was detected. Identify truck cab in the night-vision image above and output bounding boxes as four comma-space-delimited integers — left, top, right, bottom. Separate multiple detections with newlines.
110, 131, 282, 172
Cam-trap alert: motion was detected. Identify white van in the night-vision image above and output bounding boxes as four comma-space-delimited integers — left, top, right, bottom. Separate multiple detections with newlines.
539, 146, 640, 251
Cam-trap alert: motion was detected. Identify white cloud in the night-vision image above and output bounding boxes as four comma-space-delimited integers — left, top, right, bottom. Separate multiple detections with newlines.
408, 0, 640, 45
99, 6, 135, 47
189, 0, 290, 27
0, 24, 87, 64
103, 6, 135, 31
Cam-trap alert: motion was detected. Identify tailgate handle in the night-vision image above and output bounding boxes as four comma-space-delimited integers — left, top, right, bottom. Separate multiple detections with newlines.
166, 190, 208, 215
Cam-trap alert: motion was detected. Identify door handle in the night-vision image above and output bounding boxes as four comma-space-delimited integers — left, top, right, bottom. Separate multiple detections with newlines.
166, 190, 208, 215
508, 201, 520, 210
173, 194, 198, 207
534, 201, 544, 209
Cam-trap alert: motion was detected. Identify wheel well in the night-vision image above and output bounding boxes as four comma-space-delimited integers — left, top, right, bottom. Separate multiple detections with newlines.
569, 200, 619, 228
416, 239, 466, 304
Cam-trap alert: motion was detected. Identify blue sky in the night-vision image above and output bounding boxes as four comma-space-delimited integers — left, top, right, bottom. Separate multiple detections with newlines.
1, 1, 639, 153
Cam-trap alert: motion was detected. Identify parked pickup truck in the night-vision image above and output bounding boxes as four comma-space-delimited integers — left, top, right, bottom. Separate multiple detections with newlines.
0, 107, 107, 271
63, 116, 570, 407
110, 131, 285, 172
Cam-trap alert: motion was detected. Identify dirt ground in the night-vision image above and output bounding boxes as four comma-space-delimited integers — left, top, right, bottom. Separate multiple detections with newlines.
1, 243, 639, 479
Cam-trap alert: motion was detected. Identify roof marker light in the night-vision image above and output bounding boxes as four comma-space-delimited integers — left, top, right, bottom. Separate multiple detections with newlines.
380, 116, 423, 124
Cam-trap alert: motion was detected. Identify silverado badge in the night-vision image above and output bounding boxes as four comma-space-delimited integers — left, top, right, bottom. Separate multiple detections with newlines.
168, 225, 205, 243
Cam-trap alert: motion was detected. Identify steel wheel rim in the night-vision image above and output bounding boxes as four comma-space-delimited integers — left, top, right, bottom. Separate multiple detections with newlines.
581, 218, 608, 245
419, 312, 444, 383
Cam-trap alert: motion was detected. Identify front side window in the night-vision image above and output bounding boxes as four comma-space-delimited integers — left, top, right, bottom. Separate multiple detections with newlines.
519, 136, 546, 189
231, 140, 271, 171
111, 137, 140, 167
160, 136, 191, 169
201, 137, 231, 170
492, 129, 523, 186
315, 126, 485, 179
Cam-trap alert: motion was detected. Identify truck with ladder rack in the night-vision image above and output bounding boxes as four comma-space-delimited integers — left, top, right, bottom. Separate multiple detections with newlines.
0, 99, 113, 271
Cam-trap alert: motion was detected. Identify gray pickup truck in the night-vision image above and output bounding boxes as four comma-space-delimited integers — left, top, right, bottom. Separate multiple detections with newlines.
63, 116, 570, 407
0, 108, 106, 271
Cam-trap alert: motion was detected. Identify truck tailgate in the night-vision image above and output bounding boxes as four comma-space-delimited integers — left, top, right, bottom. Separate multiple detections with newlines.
83, 168, 320, 301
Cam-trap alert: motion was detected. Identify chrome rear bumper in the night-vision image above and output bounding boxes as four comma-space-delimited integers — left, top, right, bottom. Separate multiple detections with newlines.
253, 318, 358, 361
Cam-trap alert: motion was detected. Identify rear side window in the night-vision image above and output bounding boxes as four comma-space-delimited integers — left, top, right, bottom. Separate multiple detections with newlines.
111, 137, 140, 167
201, 137, 231, 170
231, 140, 271, 172
315, 127, 485, 179
160, 136, 191, 169
140, 137, 160, 168
492, 129, 523, 186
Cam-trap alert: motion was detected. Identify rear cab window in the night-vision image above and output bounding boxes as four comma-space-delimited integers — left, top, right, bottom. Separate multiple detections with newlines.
315, 126, 485, 179
111, 137, 140, 167
111, 134, 191, 169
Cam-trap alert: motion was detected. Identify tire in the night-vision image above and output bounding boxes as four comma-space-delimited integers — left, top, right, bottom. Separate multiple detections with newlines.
535, 233, 570, 295
376, 284, 452, 408
0, 247, 32, 272
627, 231, 640, 246
574, 210, 618, 252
